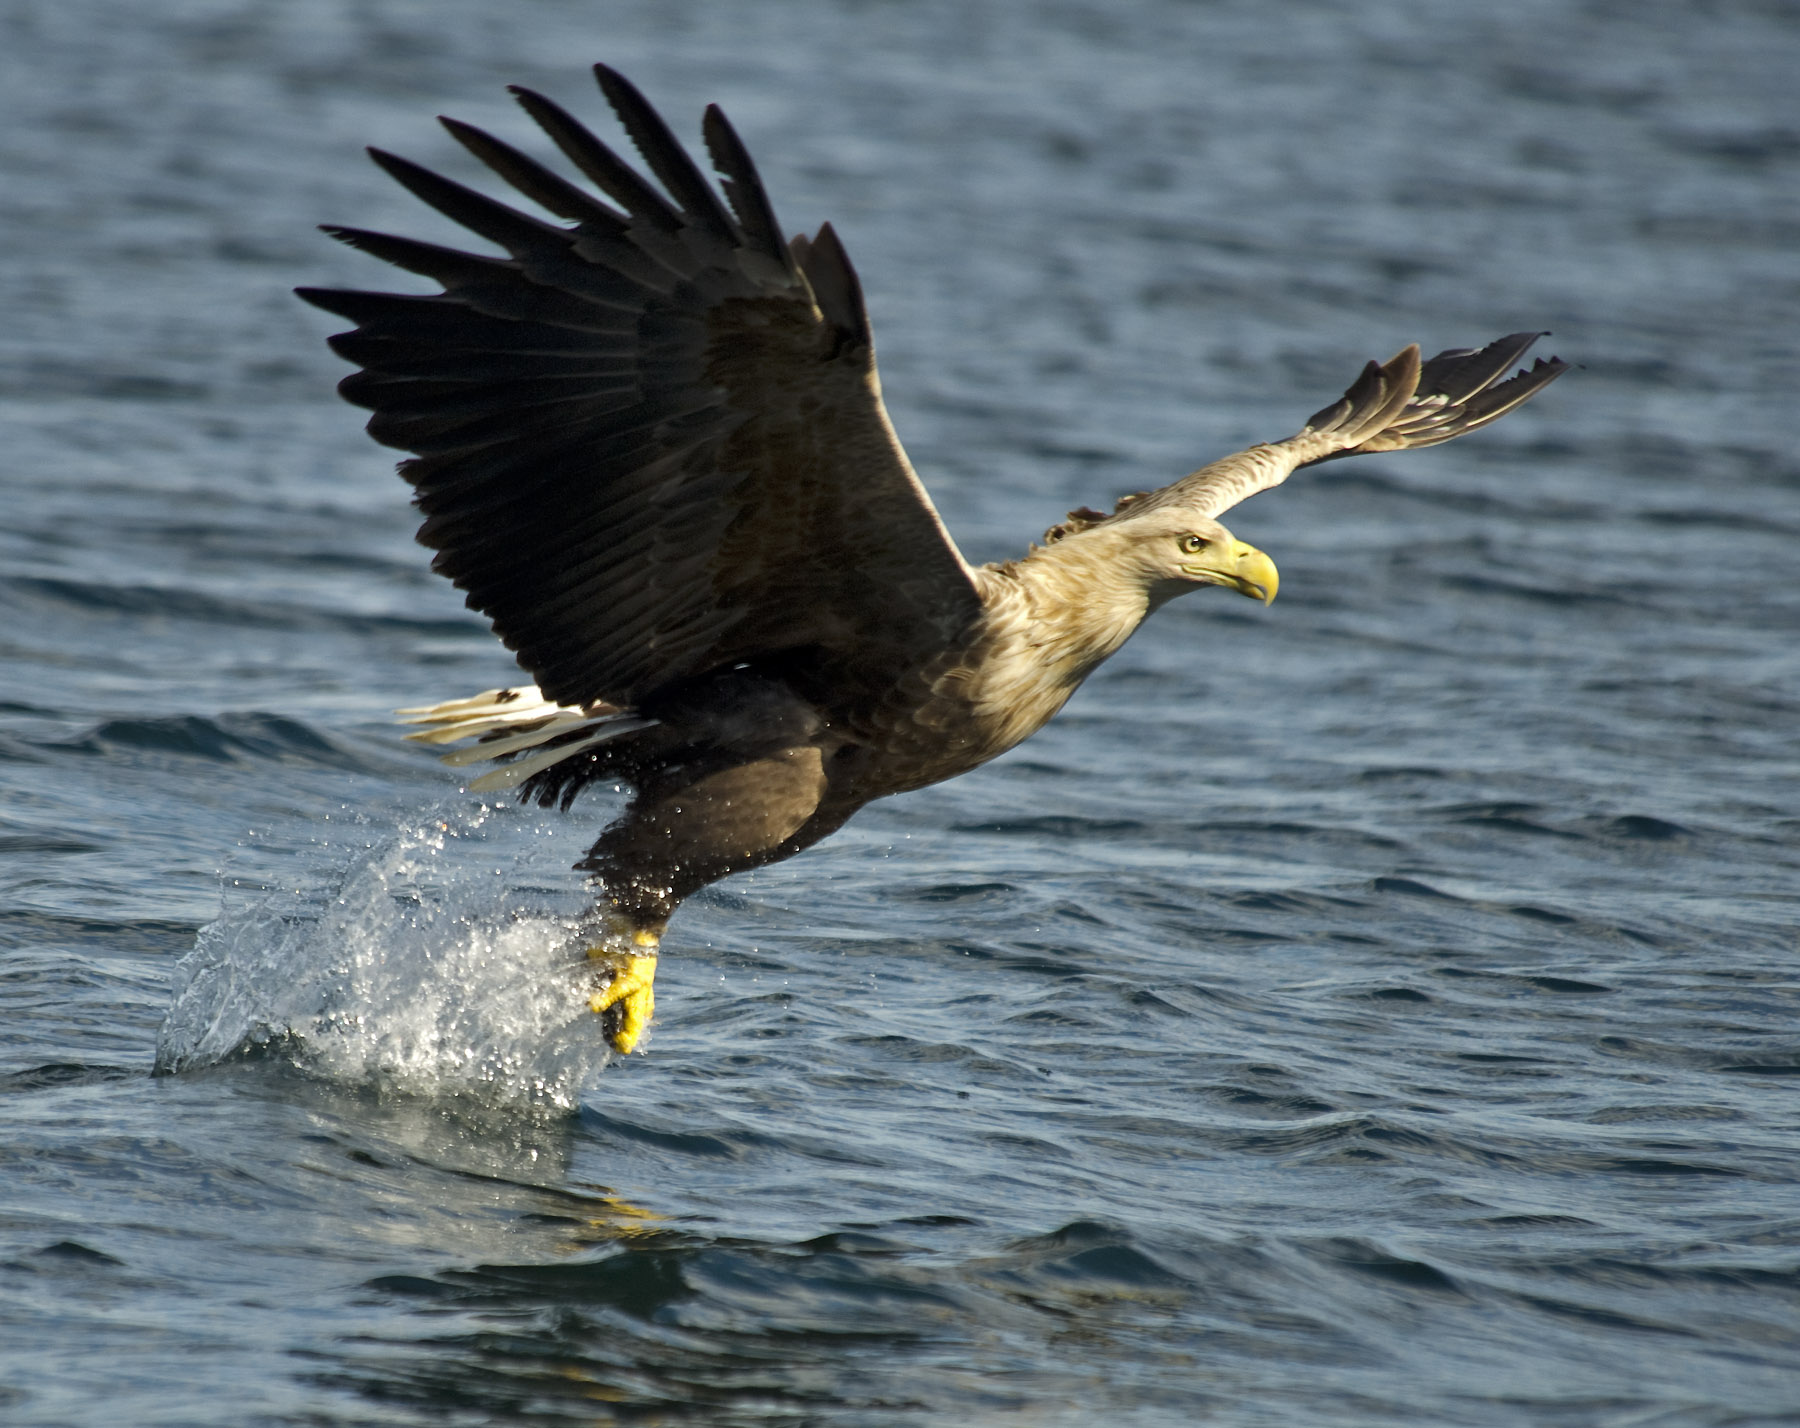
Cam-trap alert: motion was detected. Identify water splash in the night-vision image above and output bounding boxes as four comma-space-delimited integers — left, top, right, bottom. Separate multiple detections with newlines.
155, 804, 616, 1107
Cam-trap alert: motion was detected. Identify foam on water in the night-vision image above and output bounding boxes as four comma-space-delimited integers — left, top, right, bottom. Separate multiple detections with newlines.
154, 805, 616, 1107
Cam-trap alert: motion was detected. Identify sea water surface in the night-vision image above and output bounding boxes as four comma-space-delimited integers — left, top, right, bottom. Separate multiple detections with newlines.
3, 1, 1799, 1424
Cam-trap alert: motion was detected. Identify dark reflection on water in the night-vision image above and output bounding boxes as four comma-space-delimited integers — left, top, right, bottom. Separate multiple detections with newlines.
316, 1219, 1239, 1423
4, 0, 1800, 1423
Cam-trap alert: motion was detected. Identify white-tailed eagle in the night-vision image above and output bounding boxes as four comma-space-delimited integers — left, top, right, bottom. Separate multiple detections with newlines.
300, 66, 1566, 1052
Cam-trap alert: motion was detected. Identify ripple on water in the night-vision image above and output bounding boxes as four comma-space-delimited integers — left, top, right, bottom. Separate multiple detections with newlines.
56, 712, 375, 771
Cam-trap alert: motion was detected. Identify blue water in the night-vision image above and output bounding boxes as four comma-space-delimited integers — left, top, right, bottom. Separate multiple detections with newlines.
3, 1, 1799, 1423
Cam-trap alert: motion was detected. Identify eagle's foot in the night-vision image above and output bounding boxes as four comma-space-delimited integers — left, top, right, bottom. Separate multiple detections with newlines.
583, 921, 660, 1054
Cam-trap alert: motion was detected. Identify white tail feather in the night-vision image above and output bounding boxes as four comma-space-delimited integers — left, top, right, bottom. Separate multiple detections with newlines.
399, 685, 567, 744
395, 685, 656, 792
437, 713, 594, 764
397, 685, 560, 720
465, 718, 657, 793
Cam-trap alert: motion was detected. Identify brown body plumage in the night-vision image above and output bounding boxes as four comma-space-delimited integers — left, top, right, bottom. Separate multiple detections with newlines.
303, 66, 1566, 1048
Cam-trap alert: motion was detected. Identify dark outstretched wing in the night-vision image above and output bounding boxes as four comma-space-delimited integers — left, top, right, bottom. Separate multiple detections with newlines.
299, 65, 981, 710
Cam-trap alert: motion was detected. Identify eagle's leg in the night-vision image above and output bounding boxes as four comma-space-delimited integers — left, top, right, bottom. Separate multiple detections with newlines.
576, 746, 834, 1054
582, 905, 664, 1055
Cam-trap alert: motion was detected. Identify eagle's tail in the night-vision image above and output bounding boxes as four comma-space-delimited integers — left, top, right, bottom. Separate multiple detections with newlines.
397, 685, 656, 794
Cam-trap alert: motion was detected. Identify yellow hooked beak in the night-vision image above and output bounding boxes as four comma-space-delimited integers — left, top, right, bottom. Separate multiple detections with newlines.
1185, 540, 1279, 604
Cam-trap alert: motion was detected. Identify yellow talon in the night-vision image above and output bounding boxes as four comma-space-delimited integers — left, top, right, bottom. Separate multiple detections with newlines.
586, 945, 658, 1054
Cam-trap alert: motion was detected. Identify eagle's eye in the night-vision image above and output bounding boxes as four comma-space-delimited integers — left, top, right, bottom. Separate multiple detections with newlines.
1178, 534, 1209, 555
